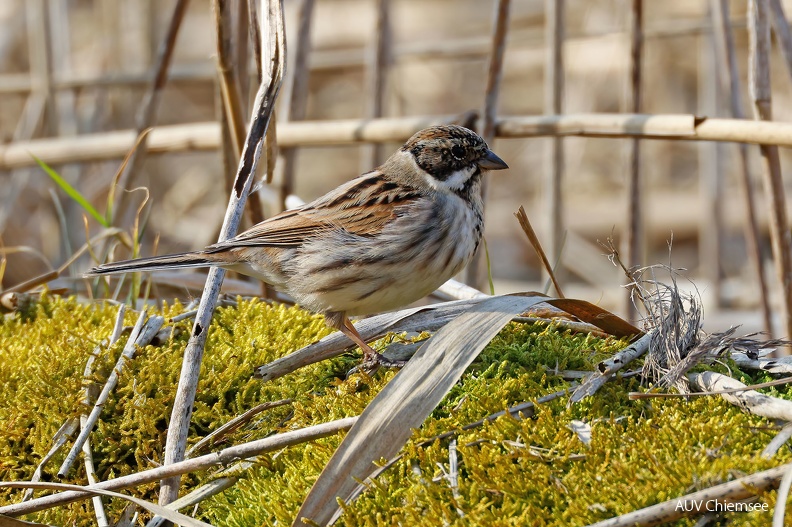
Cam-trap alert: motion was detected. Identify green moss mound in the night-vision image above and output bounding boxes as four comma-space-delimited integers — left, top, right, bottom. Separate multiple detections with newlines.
0, 294, 789, 526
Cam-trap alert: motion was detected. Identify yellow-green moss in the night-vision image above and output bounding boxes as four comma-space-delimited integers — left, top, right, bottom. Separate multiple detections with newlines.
1, 295, 790, 526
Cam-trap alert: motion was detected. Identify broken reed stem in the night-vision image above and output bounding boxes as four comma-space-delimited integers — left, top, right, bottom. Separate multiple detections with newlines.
465, 0, 511, 290
749, 0, 792, 346
544, 0, 565, 274
113, 0, 189, 229
280, 0, 316, 210
625, 0, 643, 322
157, 0, 286, 506
712, 0, 772, 335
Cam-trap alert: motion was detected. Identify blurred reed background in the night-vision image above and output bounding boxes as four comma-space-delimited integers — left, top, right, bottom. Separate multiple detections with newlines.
1, 0, 792, 335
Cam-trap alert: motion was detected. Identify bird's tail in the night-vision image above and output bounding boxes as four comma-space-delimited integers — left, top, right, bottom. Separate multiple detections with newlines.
84, 252, 219, 277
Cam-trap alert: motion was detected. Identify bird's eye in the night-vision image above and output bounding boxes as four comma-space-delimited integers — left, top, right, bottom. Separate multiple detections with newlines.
451, 145, 465, 159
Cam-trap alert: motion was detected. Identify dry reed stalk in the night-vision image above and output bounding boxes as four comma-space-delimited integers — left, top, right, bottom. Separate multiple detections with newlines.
544, 0, 565, 274
625, 0, 643, 321
156, 0, 286, 507
213, 0, 266, 227
698, 10, 724, 308
769, 0, 792, 82
749, 0, 792, 345
712, 0, 772, 335
465, 0, 510, 289
280, 0, 315, 210
360, 0, 391, 172
12, 114, 792, 170
112, 0, 190, 231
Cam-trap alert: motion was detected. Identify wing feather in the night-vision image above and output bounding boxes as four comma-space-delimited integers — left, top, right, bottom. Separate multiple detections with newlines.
206, 172, 421, 251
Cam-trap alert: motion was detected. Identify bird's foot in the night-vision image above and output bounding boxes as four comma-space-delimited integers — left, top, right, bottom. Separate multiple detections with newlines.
362, 350, 407, 369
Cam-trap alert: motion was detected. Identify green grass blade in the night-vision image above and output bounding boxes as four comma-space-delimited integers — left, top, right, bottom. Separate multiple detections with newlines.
32, 154, 109, 227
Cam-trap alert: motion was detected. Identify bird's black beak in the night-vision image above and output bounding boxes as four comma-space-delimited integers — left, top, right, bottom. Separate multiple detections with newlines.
478, 149, 509, 170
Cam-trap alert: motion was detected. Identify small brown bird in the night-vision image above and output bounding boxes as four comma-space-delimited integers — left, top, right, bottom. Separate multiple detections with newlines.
86, 125, 508, 365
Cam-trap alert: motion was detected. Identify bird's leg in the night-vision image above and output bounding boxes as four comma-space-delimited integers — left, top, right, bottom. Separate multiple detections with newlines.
328, 312, 405, 368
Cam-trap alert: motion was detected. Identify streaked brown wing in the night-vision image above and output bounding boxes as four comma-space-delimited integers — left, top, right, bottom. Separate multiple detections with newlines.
206, 173, 420, 250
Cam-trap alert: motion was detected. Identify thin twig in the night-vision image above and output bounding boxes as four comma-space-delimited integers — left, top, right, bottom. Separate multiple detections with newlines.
625, 0, 643, 322
157, 0, 286, 506
544, 0, 565, 273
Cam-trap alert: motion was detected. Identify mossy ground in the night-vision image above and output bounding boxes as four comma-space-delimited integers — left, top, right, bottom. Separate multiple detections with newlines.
0, 294, 789, 526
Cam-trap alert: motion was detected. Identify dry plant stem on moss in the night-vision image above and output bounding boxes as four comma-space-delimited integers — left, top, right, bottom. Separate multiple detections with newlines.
583, 463, 792, 527
732, 352, 792, 374
253, 297, 486, 381
0, 417, 358, 517
58, 311, 165, 477
158, 0, 286, 507
569, 330, 652, 405
21, 418, 78, 502
749, 0, 792, 344
689, 371, 792, 421
78, 305, 125, 526
0, 482, 211, 527
185, 399, 292, 458
465, 0, 510, 290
